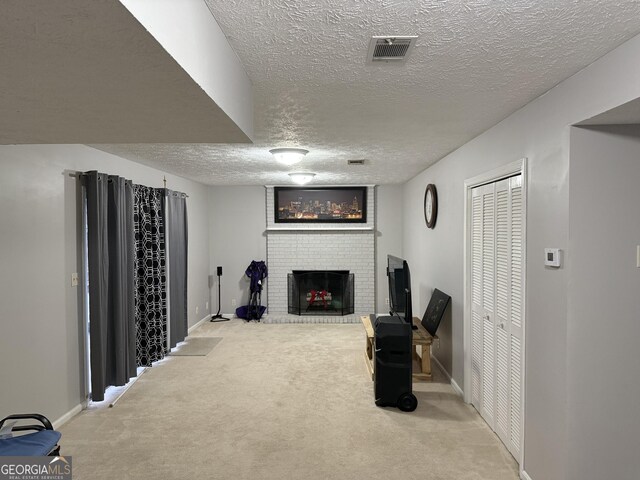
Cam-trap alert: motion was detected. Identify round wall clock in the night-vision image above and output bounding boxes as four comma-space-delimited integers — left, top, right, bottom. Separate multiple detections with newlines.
424, 184, 438, 229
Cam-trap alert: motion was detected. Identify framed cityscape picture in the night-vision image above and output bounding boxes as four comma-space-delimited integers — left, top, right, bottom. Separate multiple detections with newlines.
274, 186, 367, 223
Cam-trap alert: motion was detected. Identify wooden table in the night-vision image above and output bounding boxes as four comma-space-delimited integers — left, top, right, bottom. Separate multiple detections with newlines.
360, 315, 436, 382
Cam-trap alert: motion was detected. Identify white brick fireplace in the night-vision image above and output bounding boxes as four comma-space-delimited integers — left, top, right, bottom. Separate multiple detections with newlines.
264, 186, 375, 323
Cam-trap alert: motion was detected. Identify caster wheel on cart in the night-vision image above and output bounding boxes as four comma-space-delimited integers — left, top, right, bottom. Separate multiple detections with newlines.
398, 393, 418, 412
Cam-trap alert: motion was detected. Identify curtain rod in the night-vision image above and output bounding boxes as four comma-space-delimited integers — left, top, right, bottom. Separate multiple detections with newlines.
67, 171, 188, 197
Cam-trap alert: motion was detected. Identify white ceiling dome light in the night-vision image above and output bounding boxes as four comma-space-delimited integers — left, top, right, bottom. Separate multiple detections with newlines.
288, 172, 316, 185
269, 147, 309, 166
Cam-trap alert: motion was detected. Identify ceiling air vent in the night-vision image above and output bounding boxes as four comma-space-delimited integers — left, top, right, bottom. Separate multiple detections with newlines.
367, 36, 418, 63
348, 159, 366, 165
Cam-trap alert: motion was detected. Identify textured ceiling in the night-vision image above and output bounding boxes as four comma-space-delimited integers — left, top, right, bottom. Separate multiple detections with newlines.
0, 0, 249, 144
94, 0, 640, 185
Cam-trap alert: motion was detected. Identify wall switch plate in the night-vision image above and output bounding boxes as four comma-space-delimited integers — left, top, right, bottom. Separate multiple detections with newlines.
206, 301, 209, 310
71, 272, 79, 287
544, 248, 561, 268
637, 245, 640, 268
196, 306, 199, 314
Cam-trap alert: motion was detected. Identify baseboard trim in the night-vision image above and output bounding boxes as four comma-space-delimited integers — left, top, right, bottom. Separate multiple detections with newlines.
520, 469, 532, 480
52, 403, 83, 430
450, 377, 464, 398
189, 314, 213, 334
431, 354, 464, 398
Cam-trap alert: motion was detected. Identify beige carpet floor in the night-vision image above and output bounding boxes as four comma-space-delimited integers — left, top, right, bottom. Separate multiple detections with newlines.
60, 319, 519, 480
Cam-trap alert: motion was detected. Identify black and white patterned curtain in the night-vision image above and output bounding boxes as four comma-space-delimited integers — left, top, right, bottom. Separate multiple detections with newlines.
133, 185, 167, 367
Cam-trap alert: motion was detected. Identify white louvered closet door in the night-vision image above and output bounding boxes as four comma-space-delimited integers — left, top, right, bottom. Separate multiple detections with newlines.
470, 174, 524, 461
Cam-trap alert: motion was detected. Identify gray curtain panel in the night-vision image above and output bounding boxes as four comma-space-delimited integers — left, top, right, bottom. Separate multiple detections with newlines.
133, 185, 167, 367
166, 190, 188, 348
83, 171, 136, 402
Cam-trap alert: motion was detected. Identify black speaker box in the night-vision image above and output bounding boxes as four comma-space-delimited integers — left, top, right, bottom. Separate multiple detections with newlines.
373, 316, 417, 412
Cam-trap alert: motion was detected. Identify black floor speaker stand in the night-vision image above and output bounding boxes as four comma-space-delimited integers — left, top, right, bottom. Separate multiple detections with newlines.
211, 266, 230, 322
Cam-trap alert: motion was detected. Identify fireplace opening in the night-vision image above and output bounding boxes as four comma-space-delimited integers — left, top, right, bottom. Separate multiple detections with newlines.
288, 270, 355, 316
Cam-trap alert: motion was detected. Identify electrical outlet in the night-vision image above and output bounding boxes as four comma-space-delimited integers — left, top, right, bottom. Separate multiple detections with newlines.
196, 306, 199, 315
206, 301, 209, 310
71, 272, 79, 287
384, 297, 389, 306
231, 298, 237, 307
637, 245, 640, 268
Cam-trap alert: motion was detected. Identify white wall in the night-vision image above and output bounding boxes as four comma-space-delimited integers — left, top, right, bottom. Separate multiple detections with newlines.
0, 144, 210, 424
402, 34, 640, 480
208, 186, 267, 314
375, 185, 404, 314
567, 125, 640, 480
119, 0, 253, 139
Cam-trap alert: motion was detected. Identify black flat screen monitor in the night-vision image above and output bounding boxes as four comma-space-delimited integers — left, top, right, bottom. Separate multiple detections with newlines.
421, 288, 451, 337
387, 255, 414, 328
